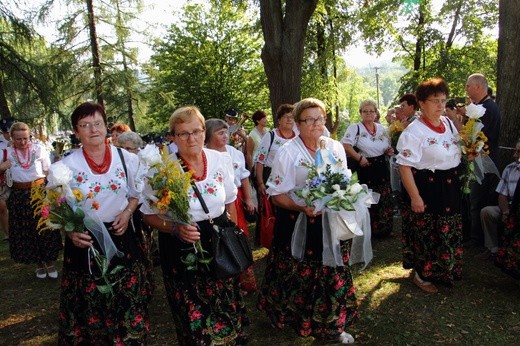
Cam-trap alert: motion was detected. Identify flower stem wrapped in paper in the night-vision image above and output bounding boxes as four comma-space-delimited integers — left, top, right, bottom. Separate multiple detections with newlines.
31, 162, 124, 295
293, 142, 379, 268
458, 103, 499, 194
139, 144, 212, 271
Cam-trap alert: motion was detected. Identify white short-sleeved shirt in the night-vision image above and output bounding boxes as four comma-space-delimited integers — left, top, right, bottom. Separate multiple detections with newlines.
267, 136, 347, 205
60, 146, 140, 223
254, 129, 297, 168
7, 143, 50, 182
395, 116, 461, 171
226, 144, 249, 187
341, 122, 390, 158
141, 148, 237, 222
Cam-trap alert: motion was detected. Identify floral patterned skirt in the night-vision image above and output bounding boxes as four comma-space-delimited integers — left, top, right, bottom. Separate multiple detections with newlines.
158, 218, 249, 346
401, 166, 463, 285
495, 216, 520, 280
58, 226, 152, 345
8, 187, 63, 264
257, 208, 358, 341
357, 155, 393, 237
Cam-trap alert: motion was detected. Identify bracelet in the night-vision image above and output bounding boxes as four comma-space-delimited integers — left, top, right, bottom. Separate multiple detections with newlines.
171, 222, 178, 235
358, 155, 363, 162
125, 207, 133, 215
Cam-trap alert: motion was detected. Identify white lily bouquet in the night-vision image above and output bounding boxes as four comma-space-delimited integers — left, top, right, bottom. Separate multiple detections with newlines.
458, 104, 499, 194
293, 144, 378, 267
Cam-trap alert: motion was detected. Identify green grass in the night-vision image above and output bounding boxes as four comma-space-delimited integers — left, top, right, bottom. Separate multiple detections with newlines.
0, 233, 519, 345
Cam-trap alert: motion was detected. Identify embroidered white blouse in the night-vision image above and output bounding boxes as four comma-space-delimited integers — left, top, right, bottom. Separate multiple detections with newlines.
267, 136, 347, 205
254, 129, 297, 168
395, 116, 461, 171
341, 122, 390, 158
226, 144, 250, 188
7, 143, 50, 182
141, 148, 237, 223
60, 146, 139, 223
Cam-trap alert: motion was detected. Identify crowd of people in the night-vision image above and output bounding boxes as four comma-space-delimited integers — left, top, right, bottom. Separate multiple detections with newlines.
0, 72, 518, 345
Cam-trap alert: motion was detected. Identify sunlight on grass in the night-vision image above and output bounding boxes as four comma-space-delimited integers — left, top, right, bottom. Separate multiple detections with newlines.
354, 261, 411, 310
0, 312, 36, 328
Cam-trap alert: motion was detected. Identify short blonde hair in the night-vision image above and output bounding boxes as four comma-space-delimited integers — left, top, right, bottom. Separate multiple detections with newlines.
169, 106, 206, 134
9, 122, 30, 137
358, 99, 378, 113
293, 98, 326, 122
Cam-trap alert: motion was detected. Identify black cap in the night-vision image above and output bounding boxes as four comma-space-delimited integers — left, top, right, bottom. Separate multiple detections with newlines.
224, 109, 238, 118
0, 118, 15, 132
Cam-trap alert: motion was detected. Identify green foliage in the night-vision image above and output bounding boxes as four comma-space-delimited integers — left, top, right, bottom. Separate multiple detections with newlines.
146, 0, 268, 125
357, 0, 498, 100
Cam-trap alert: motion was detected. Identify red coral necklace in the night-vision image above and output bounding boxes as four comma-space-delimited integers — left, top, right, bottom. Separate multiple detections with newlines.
362, 122, 377, 137
14, 145, 32, 170
421, 116, 445, 134
179, 151, 207, 181
83, 144, 112, 174
278, 129, 295, 139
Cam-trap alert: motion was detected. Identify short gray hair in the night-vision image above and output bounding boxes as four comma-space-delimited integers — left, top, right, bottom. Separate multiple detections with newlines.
117, 131, 144, 149
204, 118, 228, 145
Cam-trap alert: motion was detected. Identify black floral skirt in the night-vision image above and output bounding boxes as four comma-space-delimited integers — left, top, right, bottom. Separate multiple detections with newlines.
58, 223, 152, 345
495, 215, 520, 280
257, 208, 358, 341
8, 187, 62, 264
158, 216, 249, 346
401, 166, 463, 285
357, 155, 393, 237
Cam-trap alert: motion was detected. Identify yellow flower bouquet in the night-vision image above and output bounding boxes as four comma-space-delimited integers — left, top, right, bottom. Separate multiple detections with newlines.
140, 145, 212, 271
31, 162, 124, 295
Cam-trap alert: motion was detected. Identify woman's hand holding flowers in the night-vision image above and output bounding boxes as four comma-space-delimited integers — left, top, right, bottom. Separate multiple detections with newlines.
68, 231, 93, 248
174, 223, 200, 243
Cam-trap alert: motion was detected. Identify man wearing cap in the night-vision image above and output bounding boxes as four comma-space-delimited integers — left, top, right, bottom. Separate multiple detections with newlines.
225, 109, 247, 148
0, 118, 14, 241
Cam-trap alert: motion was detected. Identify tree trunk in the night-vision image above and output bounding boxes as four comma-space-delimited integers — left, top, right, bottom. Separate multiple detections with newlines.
413, 7, 424, 72
259, 0, 318, 117
86, 0, 104, 106
0, 75, 12, 120
497, 0, 520, 170
115, 0, 136, 131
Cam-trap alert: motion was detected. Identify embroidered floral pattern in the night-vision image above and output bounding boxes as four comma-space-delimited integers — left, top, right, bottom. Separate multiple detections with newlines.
296, 158, 311, 168
268, 175, 283, 186
203, 182, 218, 196
401, 149, 412, 158
427, 137, 438, 145
74, 172, 89, 185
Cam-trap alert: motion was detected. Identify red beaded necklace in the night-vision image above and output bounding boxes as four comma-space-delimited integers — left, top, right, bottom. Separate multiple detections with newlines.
300, 136, 318, 153
83, 144, 112, 174
278, 129, 295, 139
14, 145, 32, 170
421, 116, 445, 134
179, 151, 207, 181
362, 122, 377, 137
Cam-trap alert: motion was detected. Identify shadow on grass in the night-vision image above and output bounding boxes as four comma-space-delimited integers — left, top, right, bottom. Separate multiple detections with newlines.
1, 233, 520, 345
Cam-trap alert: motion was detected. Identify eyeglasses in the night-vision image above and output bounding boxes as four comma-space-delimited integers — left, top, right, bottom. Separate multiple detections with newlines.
214, 129, 228, 137
175, 129, 205, 141
299, 117, 326, 125
361, 110, 377, 114
78, 121, 104, 130
425, 98, 447, 105
281, 114, 294, 121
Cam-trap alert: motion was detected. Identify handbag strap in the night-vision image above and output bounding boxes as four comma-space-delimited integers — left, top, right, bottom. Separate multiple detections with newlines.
179, 159, 213, 223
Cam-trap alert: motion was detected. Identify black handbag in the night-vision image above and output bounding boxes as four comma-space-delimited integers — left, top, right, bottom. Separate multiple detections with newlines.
191, 182, 253, 279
